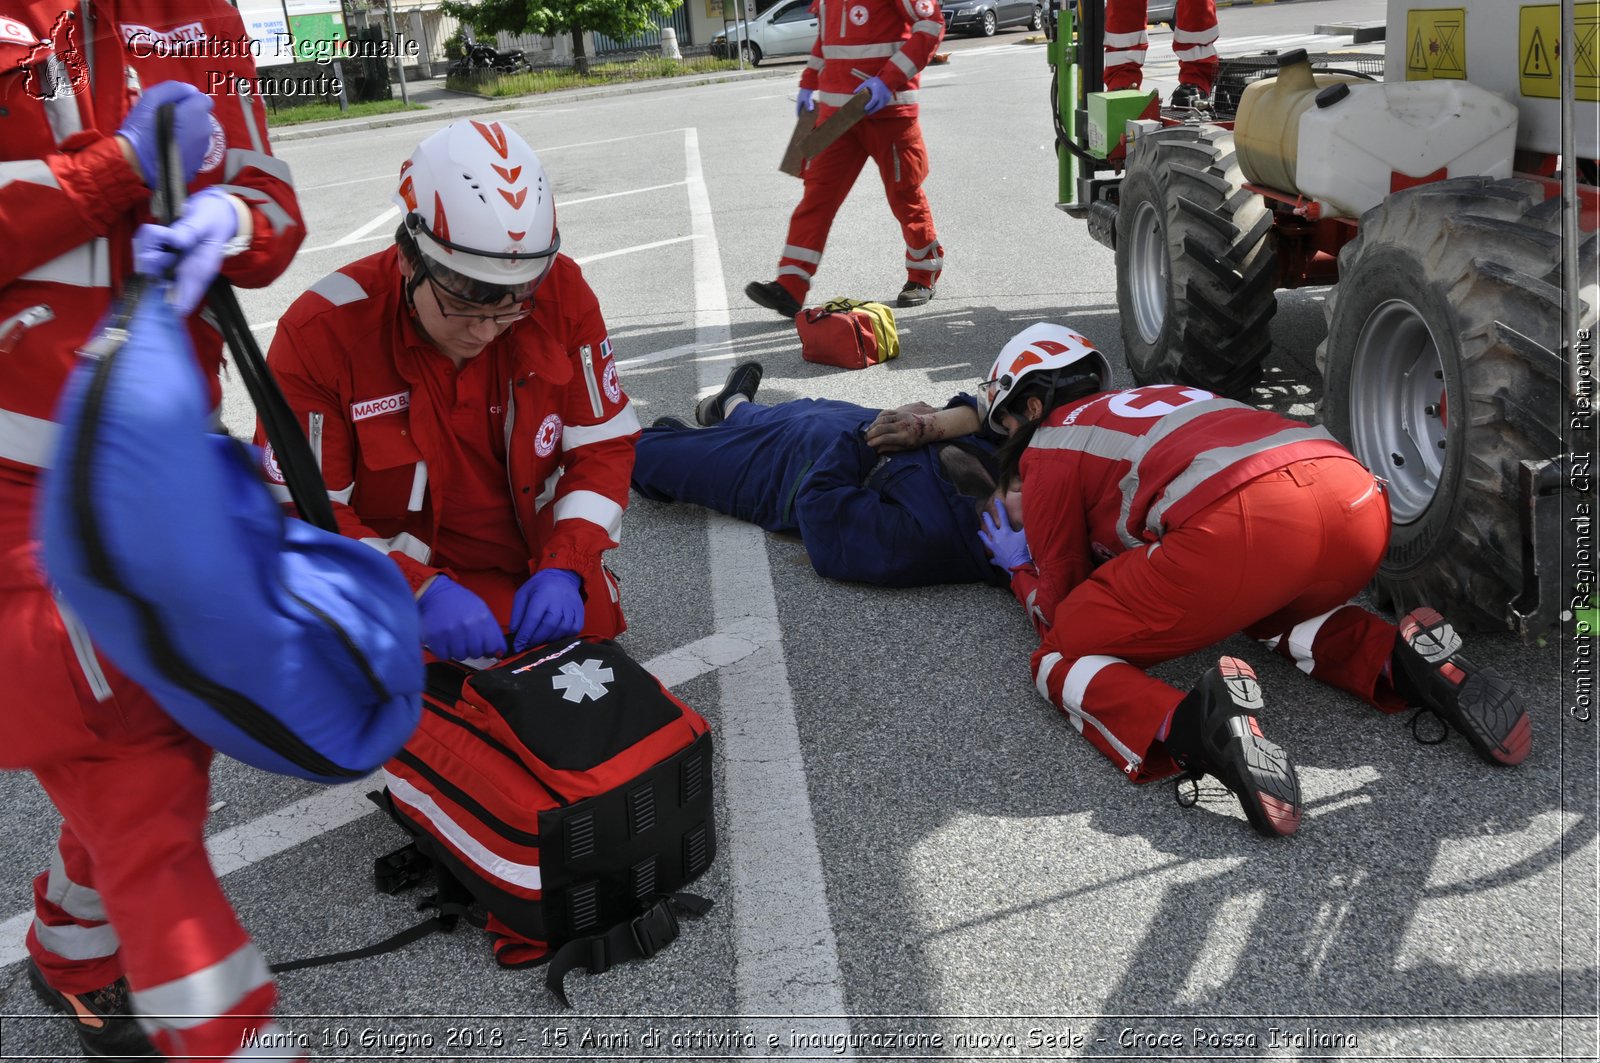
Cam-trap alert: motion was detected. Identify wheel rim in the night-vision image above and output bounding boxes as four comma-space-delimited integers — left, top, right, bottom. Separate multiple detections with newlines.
1349, 299, 1449, 524
1127, 199, 1169, 346
983, 11, 996, 33
1031, 6, 1042, 28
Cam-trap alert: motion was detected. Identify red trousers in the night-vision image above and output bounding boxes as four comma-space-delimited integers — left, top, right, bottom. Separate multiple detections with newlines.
0, 493, 294, 1061
1104, 0, 1220, 93
774, 114, 943, 303
1029, 457, 1407, 782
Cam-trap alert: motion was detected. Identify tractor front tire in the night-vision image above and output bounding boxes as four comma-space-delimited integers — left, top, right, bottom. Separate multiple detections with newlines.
1319, 177, 1591, 630
1115, 125, 1277, 399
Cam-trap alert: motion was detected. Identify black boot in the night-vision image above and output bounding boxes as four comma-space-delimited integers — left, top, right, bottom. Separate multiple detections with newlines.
1166, 657, 1302, 838
1391, 607, 1531, 765
28, 960, 159, 1060
694, 362, 764, 427
745, 281, 802, 319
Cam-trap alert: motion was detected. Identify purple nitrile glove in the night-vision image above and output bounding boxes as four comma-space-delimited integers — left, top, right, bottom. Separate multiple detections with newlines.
511, 568, 584, 651
133, 189, 239, 315
979, 503, 1031, 572
796, 87, 816, 116
417, 576, 505, 661
858, 76, 893, 114
116, 81, 215, 188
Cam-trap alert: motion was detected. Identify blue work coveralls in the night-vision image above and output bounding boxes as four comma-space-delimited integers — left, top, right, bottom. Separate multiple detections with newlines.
631, 397, 999, 587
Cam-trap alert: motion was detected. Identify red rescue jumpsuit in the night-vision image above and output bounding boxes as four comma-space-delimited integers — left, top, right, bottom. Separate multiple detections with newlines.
0, 2, 305, 1058
774, 0, 946, 304
1008, 386, 1406, 782
261, 249, 638, 637
1104, 0, 1219, 94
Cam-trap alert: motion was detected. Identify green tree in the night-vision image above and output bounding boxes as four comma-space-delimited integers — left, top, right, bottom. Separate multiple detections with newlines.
441, 0, 683, 75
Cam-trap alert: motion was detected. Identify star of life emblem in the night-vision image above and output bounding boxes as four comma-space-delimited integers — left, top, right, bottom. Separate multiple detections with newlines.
551, 658, 615, 703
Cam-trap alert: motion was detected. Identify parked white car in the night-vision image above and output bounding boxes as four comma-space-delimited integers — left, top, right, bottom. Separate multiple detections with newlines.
710, 0, 819, 65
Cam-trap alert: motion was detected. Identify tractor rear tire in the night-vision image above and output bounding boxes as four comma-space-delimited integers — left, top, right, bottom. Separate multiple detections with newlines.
1115, 124, 1278, 399
1319, 177, 1592, 630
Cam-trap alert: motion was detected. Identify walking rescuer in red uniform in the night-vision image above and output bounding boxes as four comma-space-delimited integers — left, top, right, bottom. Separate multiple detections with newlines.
746, 0, 947, 318
976, 324, 1532, 839
262, 120, 640, 664
0, 2, 306, 1059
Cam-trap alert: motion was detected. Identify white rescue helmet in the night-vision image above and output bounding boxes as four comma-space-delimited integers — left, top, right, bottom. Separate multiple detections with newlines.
393, 119, 559, 291
981, 322, 1111, 433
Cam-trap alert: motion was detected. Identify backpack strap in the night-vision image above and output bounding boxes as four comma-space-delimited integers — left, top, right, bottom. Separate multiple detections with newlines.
544, 893, 713, 1009
268, 841, 480, 975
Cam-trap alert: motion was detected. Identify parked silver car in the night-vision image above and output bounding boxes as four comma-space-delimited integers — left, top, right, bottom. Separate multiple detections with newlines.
710, 0, 818, 65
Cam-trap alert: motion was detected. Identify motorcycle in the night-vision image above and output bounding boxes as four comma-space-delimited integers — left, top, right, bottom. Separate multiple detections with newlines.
447, 42, 531, 78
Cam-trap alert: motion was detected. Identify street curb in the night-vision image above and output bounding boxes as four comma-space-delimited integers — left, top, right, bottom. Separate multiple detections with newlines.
269, 66, 795, 142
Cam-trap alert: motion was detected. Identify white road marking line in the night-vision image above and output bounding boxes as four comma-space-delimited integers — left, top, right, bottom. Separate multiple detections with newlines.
298, 206, 401, 255
0, 634, 769, 970
683, 126, 853, 1046
574, 235, 698, 265
564, 180, 687, 206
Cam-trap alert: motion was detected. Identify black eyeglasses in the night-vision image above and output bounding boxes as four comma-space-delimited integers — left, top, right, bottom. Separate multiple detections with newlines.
414, 251, 532, 326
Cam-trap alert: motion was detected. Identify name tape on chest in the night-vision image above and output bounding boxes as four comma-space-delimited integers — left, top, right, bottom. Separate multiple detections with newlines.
351, 391, 411, 422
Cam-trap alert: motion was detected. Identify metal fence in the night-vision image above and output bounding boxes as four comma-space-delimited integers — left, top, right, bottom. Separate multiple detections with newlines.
591, 5, 693, 54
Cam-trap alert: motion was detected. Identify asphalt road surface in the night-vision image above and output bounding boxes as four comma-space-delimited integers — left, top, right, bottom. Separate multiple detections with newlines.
2, 0, 1593, 1059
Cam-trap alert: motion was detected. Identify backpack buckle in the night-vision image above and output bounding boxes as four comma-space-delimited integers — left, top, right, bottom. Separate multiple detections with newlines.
628, 900, 680, 960
373, 844, 431, 895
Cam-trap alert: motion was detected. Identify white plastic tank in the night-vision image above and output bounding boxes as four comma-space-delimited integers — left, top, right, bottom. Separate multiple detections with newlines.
1295, 78, 1519, 219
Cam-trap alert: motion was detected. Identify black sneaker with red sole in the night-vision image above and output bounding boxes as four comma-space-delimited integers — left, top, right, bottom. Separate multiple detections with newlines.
1393, 607, 1531, 766
27, 959, 158, 1060
1168, 657, 1303, 838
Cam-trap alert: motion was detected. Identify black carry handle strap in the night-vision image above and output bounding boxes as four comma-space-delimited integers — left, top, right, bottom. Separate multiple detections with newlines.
152, 103, 339, 533
544, 893, 713, 1010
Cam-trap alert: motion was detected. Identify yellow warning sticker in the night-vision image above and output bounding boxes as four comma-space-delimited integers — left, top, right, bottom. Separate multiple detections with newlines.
1520, 4, 1600, 102
1406, 7, 1467, 80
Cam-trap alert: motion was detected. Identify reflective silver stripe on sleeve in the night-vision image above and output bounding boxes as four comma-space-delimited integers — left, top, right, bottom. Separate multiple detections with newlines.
308, 272, 368, 307
822, 43, 898, 58
782, 243, 823, 265
0, 159, 59, 190
47, 845, 107, 922
328, 483, 355, 504
132, 942, 273, 1032
806, 55, 825, 70
31, 916, 119, 961
224, 147, 293, 186
407, 461, 428, 512
562, 402, 641, 451
552, 489, 624, 542
912, 18, 942, 34
890, 50, 918, 79
54, 593, 112, 703
891, 90, 919, 105
21, 238, 111, 288
361, 531, 432, 564
212, 183, 295, 236
0, 407, 58, 468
